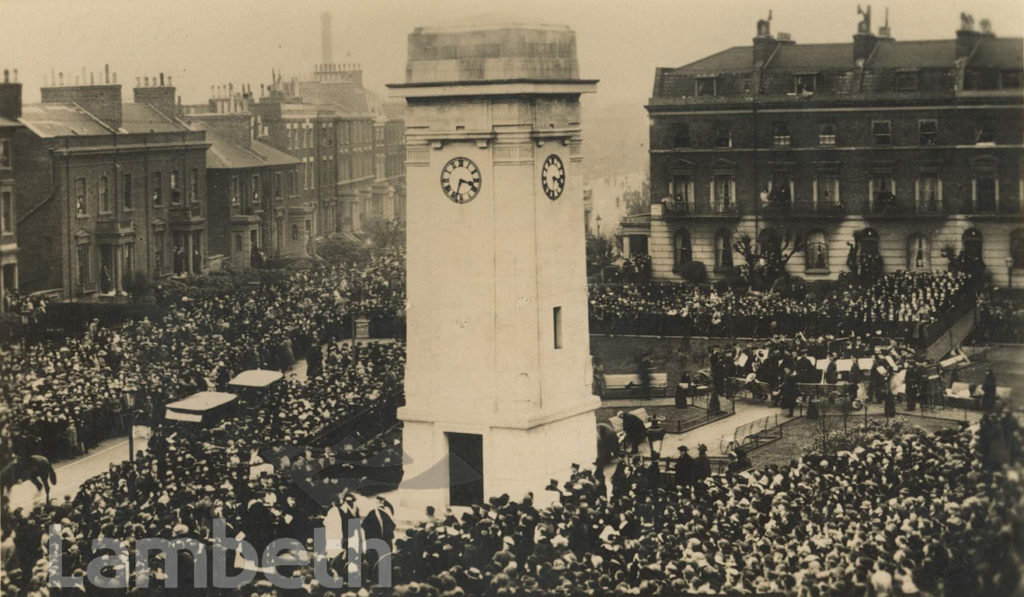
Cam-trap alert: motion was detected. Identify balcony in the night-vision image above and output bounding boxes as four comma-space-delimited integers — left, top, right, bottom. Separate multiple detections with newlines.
95, 218, 134, 238
963, 199, 1023, 220
169, 205, 204, 227
863, 196, 947, 219
660, 197, 741, 219
761, 200, 845, 220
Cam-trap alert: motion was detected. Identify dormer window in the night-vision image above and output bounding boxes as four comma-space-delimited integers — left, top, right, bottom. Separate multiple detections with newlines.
794, 74, 816, 93
696, 77, 717, 97
897, 71, 919, 92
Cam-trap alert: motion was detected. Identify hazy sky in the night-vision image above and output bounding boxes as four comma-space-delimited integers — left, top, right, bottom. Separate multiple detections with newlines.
1, 0, 1022, 108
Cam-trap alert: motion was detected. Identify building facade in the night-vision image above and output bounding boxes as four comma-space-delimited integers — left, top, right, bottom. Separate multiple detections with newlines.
0, 70, 21, 309
12, 74, 210, 298
643, 12, 1024, 286
251, 64, 405, 238
184, 113, 302, 269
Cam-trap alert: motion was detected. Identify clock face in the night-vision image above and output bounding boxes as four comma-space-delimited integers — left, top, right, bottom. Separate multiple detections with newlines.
541, 154, 565, 200
440, 157, 481, 204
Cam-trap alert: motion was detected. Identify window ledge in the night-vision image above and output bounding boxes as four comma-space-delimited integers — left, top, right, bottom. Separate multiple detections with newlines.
804, 268, 831, 275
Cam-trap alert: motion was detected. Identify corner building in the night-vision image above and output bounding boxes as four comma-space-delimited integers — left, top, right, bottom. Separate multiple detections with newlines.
644, 13, 1024, 286
12, 75, 210, 298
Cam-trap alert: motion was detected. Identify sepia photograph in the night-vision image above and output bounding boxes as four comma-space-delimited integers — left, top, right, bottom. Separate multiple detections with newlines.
0, 0, 1022, 594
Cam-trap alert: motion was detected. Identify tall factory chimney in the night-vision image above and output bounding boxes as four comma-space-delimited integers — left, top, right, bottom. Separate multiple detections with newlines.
321, 12, 334, 64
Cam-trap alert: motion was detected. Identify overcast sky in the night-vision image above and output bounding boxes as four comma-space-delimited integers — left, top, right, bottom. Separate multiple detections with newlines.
1, 0, 1021, 108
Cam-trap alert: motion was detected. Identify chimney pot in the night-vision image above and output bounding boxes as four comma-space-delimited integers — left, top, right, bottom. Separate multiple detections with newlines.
144, 76, 149, 87
3, 70, 7, 83
105, 64, 110, 84
90, 72, 95, 85
160, 73, 164, 86
112, 72, 117, 83
168, 75, 172, 86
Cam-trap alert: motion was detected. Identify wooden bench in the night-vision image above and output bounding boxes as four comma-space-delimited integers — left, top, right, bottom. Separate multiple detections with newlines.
602, 373, 669, 399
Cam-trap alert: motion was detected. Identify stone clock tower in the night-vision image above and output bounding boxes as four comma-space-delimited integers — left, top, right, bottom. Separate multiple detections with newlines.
389, 23, 599, 508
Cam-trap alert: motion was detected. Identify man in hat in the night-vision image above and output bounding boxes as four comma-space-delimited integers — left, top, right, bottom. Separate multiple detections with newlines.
780, 368, 798, 417
694, 444, 712, 483
620, 411, 646, 455
674, 445, 696, 490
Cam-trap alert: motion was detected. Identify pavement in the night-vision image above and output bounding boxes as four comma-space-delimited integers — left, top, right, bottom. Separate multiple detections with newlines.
6, 426, 151, 510
4, 339, 383, 512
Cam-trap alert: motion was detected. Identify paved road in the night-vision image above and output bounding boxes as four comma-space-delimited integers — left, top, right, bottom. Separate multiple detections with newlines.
7, 426, 150, 510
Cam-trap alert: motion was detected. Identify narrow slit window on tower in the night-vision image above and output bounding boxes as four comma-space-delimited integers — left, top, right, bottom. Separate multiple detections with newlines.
553, 307, 563, 349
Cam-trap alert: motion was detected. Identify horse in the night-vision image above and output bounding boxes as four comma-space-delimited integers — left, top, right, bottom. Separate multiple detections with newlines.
1, 455, 57, 504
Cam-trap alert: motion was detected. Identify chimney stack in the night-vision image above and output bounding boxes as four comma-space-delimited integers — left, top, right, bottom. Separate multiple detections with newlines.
0, 67, 22, 121
956, 13, 984, 60
878, 7, 893, 38
134, 72, 177, 118
853, 5, 880, 64
321, 12, 334, 65
41, 72, 123, 128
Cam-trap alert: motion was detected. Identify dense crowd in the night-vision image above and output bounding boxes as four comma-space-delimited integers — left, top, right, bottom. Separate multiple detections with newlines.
975, 290, 1024, 344
0, 250, 406, 461
385, 412, 1021, 596
1, 336, 406, 595
589, 271, 971, 339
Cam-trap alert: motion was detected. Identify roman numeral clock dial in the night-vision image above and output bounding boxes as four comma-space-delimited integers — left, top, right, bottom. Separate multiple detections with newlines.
542, 154, 565, 200
440, 157, 481, 204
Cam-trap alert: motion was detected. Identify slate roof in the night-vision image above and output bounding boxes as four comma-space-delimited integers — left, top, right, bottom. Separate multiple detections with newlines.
771, 43, 855, 70
662, 36, 1023, 76
19, 103, 113, 137
672, 47, 751, 74
120, 103, 188, 133
867, 40, 956, 68
971, 37, 1024, 69
192, 122, 298, 170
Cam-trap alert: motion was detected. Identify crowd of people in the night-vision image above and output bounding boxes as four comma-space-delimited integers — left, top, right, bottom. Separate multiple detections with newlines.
1, 334, 406, 595
0, 257, 409, 593
383, 410, 1022, 596
0, 249, 406, 462
589, 271, 971, 340
975, 290, 1024, 344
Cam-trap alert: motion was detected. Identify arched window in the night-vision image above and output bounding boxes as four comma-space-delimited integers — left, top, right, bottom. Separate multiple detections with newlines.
806, 230, 828, 271
1011, 229, 1024, 269
963, 228, 983, 261
859, 227, 880, 256
715, 229, 733, 271
907, 233, 930, 270
674, 229, 692, 270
